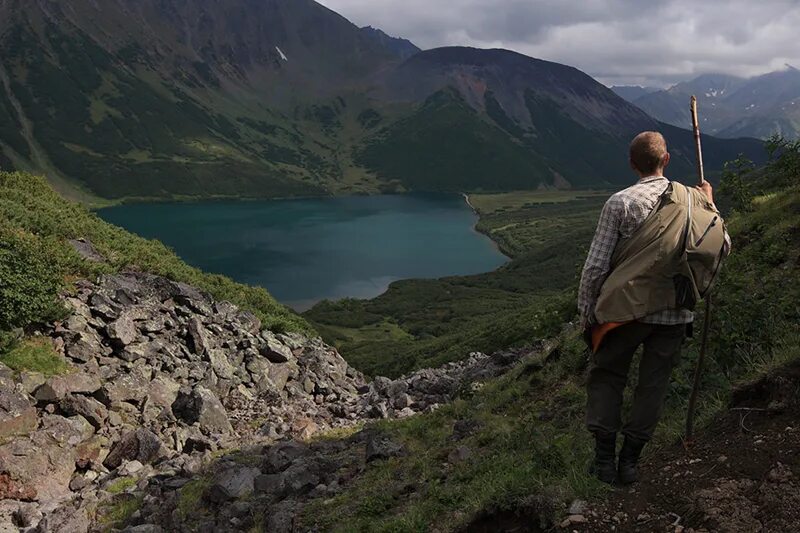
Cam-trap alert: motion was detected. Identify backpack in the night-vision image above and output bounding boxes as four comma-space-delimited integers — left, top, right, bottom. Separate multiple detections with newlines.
593, 182, 729, 324
674, 182, 730, 310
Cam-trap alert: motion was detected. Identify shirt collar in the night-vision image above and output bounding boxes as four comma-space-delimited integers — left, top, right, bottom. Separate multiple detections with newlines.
637, 175, 667, 184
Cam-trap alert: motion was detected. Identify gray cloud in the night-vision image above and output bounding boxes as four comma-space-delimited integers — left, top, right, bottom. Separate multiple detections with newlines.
317, 0, 800, 87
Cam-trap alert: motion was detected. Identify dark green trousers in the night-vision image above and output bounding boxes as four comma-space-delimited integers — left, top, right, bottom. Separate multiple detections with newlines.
586, 321, 686, 442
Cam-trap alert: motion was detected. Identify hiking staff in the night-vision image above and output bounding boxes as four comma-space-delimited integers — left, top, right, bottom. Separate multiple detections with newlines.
685, 95, 712, 443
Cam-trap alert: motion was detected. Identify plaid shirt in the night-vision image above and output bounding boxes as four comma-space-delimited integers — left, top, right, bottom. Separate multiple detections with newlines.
578, 175, 694, 328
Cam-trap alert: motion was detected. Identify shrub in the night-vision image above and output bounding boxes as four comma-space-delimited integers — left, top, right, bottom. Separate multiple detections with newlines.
0, 226, 68, 331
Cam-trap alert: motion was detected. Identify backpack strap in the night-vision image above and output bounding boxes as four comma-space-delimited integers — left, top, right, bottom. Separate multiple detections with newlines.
677, 182, 693, 251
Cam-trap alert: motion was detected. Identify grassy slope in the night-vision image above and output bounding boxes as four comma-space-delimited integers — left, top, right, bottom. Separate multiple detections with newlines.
301, 153, 800, 532
305, 190, 608, 377
0, 171, 311, 334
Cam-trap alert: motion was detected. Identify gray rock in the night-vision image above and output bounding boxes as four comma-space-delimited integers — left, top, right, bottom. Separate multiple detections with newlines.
35, 373, 102, 402
282, 461, 321, 496
260, 332, 293, 363
104, 428, 168, 470
59, 394, 108, 429
206, 466, 259, 503
365, 434, 404, 463
0, 380, 37, 439
31, 501, 89, 533
265, 500, 296, 533
106, 313, 138, 347
68, 238, 105, 263
263, 442, 311, 474
268, 364, 293, 392
254, 473, 286, 497
64, 330, 103, 363
171, 387, 233, 435
187, 317, 212, 356
208, 349, 235, 381
100, 371, 149, 405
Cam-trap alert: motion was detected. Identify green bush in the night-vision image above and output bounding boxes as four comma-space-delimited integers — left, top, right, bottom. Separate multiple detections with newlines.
0, 171, 312, 335
0, 226, 68, 331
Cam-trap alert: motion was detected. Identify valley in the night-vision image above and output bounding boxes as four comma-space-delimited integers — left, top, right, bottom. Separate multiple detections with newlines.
1, 0, 799, 532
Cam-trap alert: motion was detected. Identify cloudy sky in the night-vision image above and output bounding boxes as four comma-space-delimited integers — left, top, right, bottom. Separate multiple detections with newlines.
317, 0, 800, 88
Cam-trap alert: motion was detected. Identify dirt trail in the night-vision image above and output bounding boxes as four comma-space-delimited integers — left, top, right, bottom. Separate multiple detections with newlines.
570, 360, 800, 533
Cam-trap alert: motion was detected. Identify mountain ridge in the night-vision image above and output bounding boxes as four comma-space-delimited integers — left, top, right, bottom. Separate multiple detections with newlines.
624, 68, 800, 140
0, 0, 766, 202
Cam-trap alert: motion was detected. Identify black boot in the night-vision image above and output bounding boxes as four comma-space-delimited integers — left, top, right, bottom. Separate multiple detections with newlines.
618, 435, 647, 485
589, 431, 617, 484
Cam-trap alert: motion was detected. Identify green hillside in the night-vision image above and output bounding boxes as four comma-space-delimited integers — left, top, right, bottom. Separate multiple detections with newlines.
0, 171, 311, 339
300, 139, 800, 532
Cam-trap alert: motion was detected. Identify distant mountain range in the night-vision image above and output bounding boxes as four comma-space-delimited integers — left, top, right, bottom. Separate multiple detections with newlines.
614, 68, 800, 140
0, 0, 765, 201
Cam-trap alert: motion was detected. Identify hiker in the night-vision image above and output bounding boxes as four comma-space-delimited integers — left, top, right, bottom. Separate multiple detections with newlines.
578, 131, 730, 485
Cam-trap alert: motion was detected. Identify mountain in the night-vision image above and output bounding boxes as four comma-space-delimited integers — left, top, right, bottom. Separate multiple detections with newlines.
360, 26, 421, 61
360, 47, 763, 190
0, 0, 405, 200
630, 69, 800, 139
611, 85, 660, 102
0, 0, 765, 202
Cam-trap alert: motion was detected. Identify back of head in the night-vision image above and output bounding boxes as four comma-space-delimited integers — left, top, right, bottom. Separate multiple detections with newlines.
630, 132, 668, 175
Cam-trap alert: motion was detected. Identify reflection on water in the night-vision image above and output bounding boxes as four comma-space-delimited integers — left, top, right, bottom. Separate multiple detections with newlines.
98, 194, 508, 310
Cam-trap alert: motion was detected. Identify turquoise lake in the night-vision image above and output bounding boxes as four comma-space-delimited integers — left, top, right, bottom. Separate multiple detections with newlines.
97, 194, 508, 311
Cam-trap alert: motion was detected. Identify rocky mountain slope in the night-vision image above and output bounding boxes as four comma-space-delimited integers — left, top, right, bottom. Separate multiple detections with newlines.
0, 0, 764, 201
0, 269, 531, 531
623, 68, 800, 140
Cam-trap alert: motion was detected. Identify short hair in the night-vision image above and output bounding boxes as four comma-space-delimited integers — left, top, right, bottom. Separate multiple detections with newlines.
629, 131, 668, 174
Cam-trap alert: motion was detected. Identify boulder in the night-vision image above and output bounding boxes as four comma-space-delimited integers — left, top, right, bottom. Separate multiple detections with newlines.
254, 473, 286, 497
145, 376, 181, 411
31, 501, 90, 533
171, 387, 233, 435
0, 381, 37, 439
268, 364, 293, 392
263, 441, 310, 474
0, 430, 78, 501
64, 330, 104, 363
259, 332, 293, 363
208, 349, 235, 381
282, 460, 322, 496
100, 371, 150, 405
59, 394, 108, 429
205, 466, 260, 503
187, 317, 212, 356
0, 473, 36, 501
39, 414, 94, 446
106, 313, 138, 347
365, 434, 405, 463
104, 428, 169, 470
34, 373, 101, 402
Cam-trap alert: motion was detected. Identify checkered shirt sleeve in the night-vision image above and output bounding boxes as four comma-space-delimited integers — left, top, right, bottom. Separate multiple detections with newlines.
578, 195, 623, 328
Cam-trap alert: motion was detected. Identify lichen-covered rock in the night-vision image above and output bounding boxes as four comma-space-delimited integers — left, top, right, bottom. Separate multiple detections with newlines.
0, 379, 37, 439
104, 428, 168, 470
206, 465, 260, 503
34, 373, 102, 403
171, 387, 233, 435
106, 313, 138, 348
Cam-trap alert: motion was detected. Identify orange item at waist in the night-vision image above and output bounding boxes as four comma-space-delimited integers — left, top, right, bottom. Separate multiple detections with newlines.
592, 322, 629, 353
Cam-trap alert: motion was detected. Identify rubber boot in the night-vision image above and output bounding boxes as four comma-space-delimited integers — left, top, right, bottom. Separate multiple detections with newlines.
618, 435, 647, 485
589, 431, 617, 484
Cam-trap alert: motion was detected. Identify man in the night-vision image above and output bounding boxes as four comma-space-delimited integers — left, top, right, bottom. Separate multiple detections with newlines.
578, 131, 718, 485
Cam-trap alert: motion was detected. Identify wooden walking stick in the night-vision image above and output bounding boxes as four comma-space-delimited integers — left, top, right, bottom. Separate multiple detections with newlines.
685, 95, 712, 444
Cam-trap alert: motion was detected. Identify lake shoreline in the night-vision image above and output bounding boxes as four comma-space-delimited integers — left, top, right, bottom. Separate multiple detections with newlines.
98, 194, 509, 313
